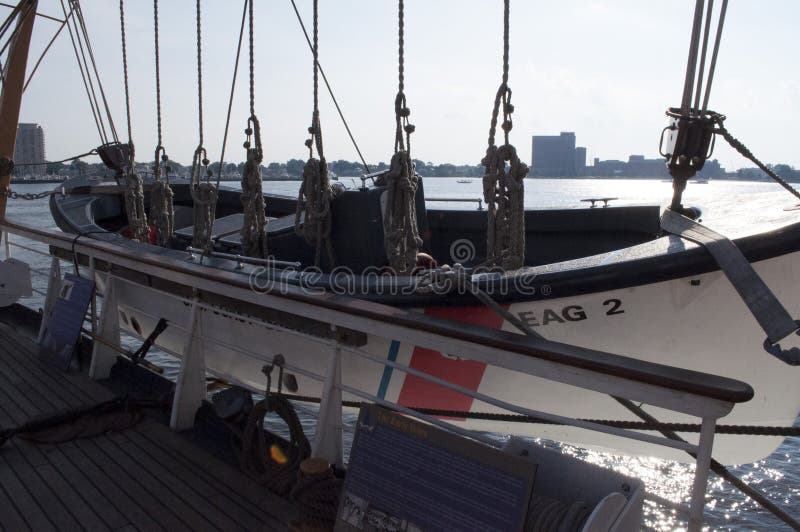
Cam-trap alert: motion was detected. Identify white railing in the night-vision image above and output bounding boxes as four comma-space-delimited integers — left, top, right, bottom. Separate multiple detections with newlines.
1, 219, 752, 530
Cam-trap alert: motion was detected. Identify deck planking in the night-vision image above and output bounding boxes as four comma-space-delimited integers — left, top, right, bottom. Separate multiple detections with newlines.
0, 323, 293, 531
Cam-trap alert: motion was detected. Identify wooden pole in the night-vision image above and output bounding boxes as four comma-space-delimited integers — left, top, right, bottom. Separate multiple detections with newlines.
0, 0, 38, 222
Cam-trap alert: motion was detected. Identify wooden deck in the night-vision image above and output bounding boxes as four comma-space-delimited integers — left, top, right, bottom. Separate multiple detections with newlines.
0, 323, 294, 531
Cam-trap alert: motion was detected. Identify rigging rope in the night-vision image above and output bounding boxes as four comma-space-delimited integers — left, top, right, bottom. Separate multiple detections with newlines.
0, 0, 37, 86
58, 0, 107, 145
295, 0, 334, 268
288, 0, 370, 175
240, 0, 268, 258
118, 0, 149, 244
189, 0, 217, 254
150, 0, 173, 247
481, 0, 527, 271
382, 0, 422, 274
73, 0, 119, 142
710, 114, 800, 203
23, 4, 75, 92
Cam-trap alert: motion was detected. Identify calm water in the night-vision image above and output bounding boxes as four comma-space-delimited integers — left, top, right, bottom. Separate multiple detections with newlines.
5, 179, 800, 531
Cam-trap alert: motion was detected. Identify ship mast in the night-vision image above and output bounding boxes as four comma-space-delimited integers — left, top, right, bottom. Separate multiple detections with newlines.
0, 0, 38, 223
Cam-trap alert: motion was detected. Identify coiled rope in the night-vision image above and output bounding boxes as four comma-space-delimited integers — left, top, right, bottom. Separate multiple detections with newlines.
189, 0, 218, 255
237, 393, 310, 496
295, 0, 335, 268
118, 0, 149, 244
240, 0, 268, 258
224, 362, 311, 497
290, 458, 343, 530
150, 0, 174, 247
382, 0, 422, 274
481, 0, 527, 271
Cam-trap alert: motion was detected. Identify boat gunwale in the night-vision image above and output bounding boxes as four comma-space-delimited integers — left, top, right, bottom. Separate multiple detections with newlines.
49, 178, 800, 307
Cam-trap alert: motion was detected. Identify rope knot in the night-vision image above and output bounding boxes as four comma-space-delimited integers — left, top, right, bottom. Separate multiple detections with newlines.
295, 157, 335, 267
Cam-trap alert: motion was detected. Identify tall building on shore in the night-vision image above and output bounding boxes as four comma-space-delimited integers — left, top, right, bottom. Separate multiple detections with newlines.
531, 132, 586, 177
14, 123, 46, 176
574, 146, 587, 177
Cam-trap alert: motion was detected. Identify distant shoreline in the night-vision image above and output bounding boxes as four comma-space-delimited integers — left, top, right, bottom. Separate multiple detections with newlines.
9, 175, 800, 184
10, 178, 66, 184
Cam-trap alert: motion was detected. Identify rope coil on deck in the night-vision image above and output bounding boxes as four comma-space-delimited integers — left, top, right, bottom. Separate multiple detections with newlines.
290, 457, 343, 530
237, 393, 311, 496
219, 362, 311, 497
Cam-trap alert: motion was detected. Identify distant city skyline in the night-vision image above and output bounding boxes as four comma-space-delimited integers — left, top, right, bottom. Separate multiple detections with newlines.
9, 1, 800, 172
530, 131, 726, 178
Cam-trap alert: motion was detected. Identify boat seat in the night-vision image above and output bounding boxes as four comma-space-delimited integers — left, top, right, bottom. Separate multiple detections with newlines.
174, 213, 277, 243
217, 212, 303, 246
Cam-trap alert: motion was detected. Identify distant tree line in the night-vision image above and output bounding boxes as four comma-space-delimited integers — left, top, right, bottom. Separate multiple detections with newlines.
41, 158, 487, 179
40, 157, 800, 181
730, 164, 800, 182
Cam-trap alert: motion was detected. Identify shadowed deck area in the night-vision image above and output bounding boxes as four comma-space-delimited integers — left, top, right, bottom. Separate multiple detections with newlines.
0, 323, 293, 531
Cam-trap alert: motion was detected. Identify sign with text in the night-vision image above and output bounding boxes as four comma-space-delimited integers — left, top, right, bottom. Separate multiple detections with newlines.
336, 405, 537, 532
40, 273, 94, 368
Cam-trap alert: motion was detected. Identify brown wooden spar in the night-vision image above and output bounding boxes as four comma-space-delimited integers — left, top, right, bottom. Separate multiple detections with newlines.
0, 0, 38, 223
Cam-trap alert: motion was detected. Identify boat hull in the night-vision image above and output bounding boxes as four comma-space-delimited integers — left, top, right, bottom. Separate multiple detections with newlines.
109, 248, 800, 465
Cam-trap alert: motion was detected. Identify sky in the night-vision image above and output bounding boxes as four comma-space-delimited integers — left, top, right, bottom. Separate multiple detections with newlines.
9, 0, 800, 172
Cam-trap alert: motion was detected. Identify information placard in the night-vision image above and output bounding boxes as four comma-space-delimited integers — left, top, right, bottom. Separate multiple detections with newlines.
335, 405, 537, 532
40, 273, 94, 368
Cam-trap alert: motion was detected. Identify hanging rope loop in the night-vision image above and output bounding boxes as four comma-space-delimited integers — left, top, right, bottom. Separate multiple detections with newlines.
151, 143, 174, 247
117, 0, 149, 244
148, 0, 174, 248
295, 0, 334, 268
481, 0, 527, 271
239, 44, 269, 259
380, 0, 423, 274
189, 0, 219, 254
152, 145, 170, 181
190, 146, 213, 198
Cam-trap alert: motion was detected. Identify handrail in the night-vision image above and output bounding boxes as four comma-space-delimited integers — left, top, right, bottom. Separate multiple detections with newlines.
185, 246, 301, 269
102, 273, 694, 453
0, 219, 752, 412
